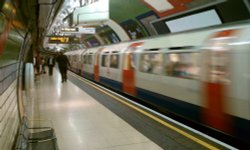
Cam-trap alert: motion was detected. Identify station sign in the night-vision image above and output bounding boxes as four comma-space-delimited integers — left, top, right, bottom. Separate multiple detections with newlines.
48, 36, 80, 44
78, 27, 96, 34
49, 37, 69, 43
61, 27, 96, 34
61, 28, 78, 32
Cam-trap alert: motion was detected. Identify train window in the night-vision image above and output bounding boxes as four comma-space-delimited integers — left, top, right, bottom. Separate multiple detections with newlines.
83, 55, 87, 64
169, 46, 194, 50
101, 55, 109, 67
145, 48, 159, 51
110, 54, 119, 68
87, 55, 92, 64
81, 55, 84, 63
123, 53, 136, 70
164, 52, 200, 79
139, 53, 163, 75
206, 51, 229, 83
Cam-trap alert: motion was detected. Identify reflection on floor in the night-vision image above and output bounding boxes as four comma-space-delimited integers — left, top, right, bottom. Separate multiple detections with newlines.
25, 68, 162, 150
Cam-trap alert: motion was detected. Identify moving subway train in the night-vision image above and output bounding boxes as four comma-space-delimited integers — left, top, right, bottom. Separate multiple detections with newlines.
66, 21, 250, 145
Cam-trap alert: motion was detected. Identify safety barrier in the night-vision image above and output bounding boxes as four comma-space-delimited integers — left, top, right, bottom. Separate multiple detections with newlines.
16, 116, 59, 150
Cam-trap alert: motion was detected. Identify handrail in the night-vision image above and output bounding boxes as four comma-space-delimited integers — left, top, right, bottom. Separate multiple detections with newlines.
0, 73, 17, 96
0, 83, 16, 109
0, 62, 18, 69
27, 137, 57, 143
0, 92, 16, 123
0, 69, 18, 83
0, 104, 17, 138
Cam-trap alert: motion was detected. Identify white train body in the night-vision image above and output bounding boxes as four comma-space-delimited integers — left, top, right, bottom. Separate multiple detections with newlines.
66, 21, 250, 145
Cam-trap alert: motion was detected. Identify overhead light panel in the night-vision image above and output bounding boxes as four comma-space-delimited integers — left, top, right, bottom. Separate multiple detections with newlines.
72, 0, 109, 26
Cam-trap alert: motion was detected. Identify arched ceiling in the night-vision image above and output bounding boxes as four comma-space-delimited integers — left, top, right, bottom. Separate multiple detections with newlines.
1, 0, 250, 53
110, 0, 150, 23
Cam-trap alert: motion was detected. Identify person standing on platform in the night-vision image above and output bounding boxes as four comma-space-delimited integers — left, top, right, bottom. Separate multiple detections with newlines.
41, 57, 46, 74
57, 52, 70, 82
34, 55, 41, 75
47, 56, 55, 76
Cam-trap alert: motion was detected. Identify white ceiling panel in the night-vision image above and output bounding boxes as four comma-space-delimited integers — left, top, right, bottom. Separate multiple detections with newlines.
39, 5, 53, 28
39, 0, 55, 3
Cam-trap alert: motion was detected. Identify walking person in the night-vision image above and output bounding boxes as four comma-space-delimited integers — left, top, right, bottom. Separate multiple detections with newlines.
34, 55, 42, 75
41, 57, 46, 74
57, 52, 70, 82
47, 56, 55, 76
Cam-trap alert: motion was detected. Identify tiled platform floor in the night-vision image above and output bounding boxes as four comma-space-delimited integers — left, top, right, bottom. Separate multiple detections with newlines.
25, 69, 163, 150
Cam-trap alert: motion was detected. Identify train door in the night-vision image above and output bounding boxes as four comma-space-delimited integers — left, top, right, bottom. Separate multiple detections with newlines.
77, 51, 82, 74
80, 50, 85, 76
94, 48, 104, 81
122, 42, 143, 96
202, 29, 239, 133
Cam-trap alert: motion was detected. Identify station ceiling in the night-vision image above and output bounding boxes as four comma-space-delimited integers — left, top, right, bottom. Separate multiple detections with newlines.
1, 0, 250, 53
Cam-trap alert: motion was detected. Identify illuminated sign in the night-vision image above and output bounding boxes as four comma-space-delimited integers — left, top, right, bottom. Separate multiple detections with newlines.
48, 36, 80, 44
78, 27, 95, 34
144, 0, 173, 12
165, 9, 221, 33
61, 28, 78, 32
61, 27, 96, 34
49, 37, 69, 43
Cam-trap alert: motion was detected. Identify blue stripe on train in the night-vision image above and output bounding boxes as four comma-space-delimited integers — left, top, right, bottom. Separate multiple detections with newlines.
99, 76, 122, 91
234, 117, 250, 143
136, 88, 250, 143
82, 71, 94, 80
97, 77, 201, 122
136, 88, 202, 122
93, 77, 250, 143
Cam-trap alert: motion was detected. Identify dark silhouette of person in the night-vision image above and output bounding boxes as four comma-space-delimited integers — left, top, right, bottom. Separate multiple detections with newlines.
34, 55, 42, 75
47, 56, 55, 76
41, 57, 46, 74
57, 52, 70, 82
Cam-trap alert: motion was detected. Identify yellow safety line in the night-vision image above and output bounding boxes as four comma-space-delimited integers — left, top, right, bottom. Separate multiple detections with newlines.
71, 73, 220, 150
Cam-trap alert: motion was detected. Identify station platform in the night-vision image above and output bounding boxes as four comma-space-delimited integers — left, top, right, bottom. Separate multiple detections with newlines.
23, 67, 235, 150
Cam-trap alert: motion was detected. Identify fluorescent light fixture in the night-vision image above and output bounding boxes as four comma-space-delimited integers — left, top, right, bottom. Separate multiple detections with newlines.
165, 9, 222, 33
144, 0, 173, 12
73, 0, 109, 26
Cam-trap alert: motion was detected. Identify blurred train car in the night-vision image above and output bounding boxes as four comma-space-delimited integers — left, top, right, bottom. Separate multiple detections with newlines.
66, 21, 250, 145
